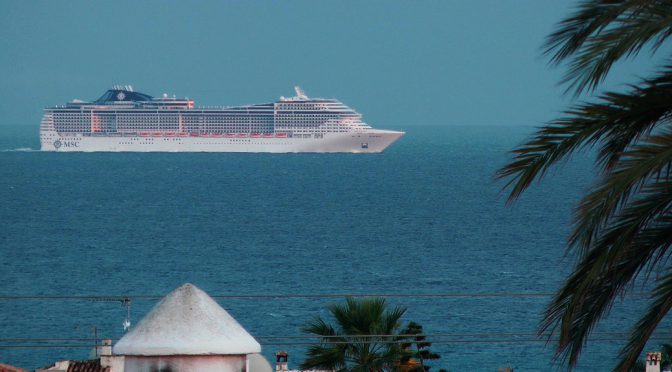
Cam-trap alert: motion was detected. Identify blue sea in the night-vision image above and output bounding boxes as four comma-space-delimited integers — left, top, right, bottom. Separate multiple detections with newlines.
0, 125, 663, 371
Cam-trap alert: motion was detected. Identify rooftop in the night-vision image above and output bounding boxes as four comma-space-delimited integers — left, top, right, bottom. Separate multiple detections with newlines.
112, 283, 261, 356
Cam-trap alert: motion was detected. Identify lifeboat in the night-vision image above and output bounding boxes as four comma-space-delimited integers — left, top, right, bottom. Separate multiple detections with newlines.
152, 132, 163, 136
251, 133, 261, 138
225, 133, 236, 137
177, 133, 188, 137
139, 132, 150, 136
275, 133, 288, 138
238, 133, 249, 137
263, 133, 274, 137
190, 133, 200, 137
165, 132, 176, 137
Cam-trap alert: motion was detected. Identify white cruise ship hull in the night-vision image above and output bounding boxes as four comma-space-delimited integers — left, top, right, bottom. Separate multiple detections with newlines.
40, 130, 404, 153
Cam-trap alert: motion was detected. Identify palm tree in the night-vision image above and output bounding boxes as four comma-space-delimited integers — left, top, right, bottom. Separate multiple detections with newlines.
300, 297, 407, 372
497, 1, 672, 371
396, 321, 441, 372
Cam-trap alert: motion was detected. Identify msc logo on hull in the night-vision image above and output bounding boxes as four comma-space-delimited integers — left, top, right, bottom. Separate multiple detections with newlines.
53, 140, 79, 149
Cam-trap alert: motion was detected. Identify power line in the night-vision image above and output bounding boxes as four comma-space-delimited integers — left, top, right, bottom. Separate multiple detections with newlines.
254, 331, 672, 339
260, 337, 672, 345
5, 331, 672, 343
0, 344, 107, 349
2, 337, 671, 349
0, 292, 652, 301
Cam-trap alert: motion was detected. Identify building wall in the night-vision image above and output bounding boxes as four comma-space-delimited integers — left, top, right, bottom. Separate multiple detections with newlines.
121, 355, 246, 372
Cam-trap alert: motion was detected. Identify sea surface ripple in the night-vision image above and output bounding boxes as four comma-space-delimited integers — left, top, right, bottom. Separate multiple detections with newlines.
0, 125, 664, 370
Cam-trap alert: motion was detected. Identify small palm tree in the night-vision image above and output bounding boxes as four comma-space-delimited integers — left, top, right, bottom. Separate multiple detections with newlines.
396, 322, 441, 372
300, 297, 407, 372
497, 1, 672, 371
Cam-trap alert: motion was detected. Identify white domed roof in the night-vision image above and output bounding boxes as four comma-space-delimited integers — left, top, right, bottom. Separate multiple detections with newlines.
113, 283, 261, 356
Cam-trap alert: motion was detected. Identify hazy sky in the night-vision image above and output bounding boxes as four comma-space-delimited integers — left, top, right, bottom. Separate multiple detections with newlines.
0, 1, 662, 128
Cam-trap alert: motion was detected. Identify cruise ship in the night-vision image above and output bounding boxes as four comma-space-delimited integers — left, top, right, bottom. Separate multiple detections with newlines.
40, 86, 404, 152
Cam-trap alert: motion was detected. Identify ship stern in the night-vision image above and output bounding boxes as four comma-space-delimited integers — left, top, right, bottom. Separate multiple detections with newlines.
39, 111, 59, 151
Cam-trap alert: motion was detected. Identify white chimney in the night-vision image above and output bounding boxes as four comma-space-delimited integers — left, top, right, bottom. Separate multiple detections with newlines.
276, 351, 288, 372
100, 339, 112, 356
647, 352, 662, 372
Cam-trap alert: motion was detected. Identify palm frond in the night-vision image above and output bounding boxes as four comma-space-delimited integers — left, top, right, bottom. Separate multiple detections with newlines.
497, 67, 672, 204
301, 316, 348, 371
660, 342, 672, 361
301, 297, 407, 371
545, 0, 638, 63
540, 183, 672, 369
615, 270, 672, 371
504, 0, 672, 370
544, 0, 672, 94
302, 343, 349, 371
571, 127, 672, 253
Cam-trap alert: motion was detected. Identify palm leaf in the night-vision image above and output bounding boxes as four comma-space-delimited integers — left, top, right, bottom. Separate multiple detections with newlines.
544, 0, 638, 63
544, 0, 672, 94
501, 0, 672, 370
301, 316, 348, 371
615, 270, 672, 371
540, 181, 672, 369
497, 67, 672, 204
571, 126, 672, 253
301, 297, 407, 371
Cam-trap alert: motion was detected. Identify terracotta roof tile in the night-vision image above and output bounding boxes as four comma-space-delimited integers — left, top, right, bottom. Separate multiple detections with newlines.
0, 362, 29, 372
67, 359, 109, 372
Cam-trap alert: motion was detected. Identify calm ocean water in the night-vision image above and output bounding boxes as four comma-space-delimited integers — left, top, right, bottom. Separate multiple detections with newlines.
0, 125, 663, 371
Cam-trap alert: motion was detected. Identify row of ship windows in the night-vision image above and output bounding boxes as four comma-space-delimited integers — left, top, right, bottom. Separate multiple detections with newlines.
57, 123, 345, 128
53, 109, 351, 114
114, 141, 292, 144
55, 126, 350, 133
55, 120, 354, 125
55, 127, 353, 133
276, 105, 327, 110
56, 112, 343, 116
114, 138, 309, 144
55, 113, 351, 118
60, 133, 344, 138
113, 121, 275, 124
117, 123, 272, 125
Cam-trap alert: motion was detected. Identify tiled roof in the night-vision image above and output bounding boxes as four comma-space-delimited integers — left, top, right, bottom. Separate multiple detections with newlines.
0, 362, 29, 372
67, 359, 109, 372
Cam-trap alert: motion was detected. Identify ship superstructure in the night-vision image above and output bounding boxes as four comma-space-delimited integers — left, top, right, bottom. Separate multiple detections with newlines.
40, 86, 404, 152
